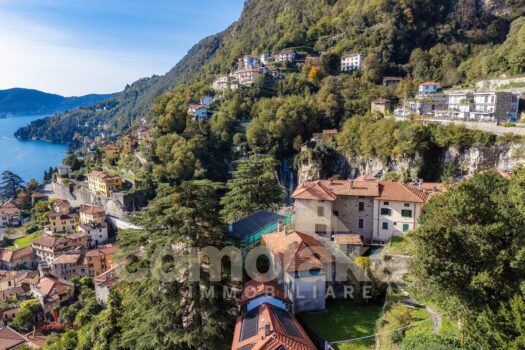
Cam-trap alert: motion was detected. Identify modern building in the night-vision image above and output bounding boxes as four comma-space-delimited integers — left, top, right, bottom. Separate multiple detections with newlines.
274, 49, 297, 63
418, 82, 441, 96
472, 92, 520, 122
341, 53, 363, 72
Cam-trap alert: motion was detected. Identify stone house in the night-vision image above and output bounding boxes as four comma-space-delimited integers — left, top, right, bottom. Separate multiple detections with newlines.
0, 248, 34, 271
371, 98, 392, 115
30, 276, 74, 314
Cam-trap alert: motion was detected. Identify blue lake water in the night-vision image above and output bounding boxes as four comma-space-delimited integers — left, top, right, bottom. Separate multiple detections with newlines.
0, 115, 67, 182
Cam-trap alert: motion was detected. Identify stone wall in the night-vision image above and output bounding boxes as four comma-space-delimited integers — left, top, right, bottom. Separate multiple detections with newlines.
52, 181, 148, 216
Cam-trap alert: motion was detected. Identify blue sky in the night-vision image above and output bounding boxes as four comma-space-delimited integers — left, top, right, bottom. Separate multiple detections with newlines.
0, 0, 245, 96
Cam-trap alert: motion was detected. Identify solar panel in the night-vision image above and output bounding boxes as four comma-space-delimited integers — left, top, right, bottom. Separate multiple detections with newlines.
271, 307, 303, 339
239, 307, 259, 341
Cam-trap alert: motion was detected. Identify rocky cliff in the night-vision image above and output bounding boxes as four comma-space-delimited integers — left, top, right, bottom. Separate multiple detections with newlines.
297, 140, 525, 183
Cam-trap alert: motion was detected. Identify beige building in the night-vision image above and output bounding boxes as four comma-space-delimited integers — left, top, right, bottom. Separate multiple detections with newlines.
0, 248, 34, 270
120, 135, 137, 154
88, 171, 123, 197
371, 98, 391, 115
102, 144, 120, 159
79, 206, 106, 225
372, 182, 429, 242
48, 212, 79, 234
32, 234, 88, 265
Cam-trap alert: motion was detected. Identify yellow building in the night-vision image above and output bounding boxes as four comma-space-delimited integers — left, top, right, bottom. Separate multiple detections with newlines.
80, 206, 106, 225
120, 135, 137, 154
102, 144, 120, 160
48, 212, 79, 233
88, 171, 123, 197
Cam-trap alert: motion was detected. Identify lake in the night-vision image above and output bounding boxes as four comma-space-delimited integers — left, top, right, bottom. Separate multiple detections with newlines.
0, 115, 67, 182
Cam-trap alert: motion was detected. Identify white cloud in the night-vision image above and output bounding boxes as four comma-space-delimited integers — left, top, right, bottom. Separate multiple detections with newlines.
0, 9, 177, 96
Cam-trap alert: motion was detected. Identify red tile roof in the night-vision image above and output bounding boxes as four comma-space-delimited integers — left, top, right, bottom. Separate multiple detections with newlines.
420, 81, 440, 86
376, 182, 429, 203
94, 266, 119, 288
80, 206, 106, 215
262, 231, 334, 272
291, 181, 336, 201
334, 234, 363, 246
231, 303, 316, 350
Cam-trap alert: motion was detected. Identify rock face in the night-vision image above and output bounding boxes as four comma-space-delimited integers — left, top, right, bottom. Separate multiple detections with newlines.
297, 141, 525, 183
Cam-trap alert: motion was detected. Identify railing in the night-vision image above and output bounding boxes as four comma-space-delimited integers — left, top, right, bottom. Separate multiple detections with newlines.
242, 213, 296, 248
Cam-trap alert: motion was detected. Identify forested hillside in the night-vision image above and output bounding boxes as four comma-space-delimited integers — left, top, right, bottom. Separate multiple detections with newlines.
15, 0, 524, 144
0, 88, 113, 116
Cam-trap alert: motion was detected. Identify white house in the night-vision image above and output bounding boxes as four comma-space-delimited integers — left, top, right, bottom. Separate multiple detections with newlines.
447, 92, 474, 120
274, 50, 296, 63
341, 53, 363, 72
472, 92, 520, 122
241, 55, 261, 69
418, 82, 441, 96
260, 52, 270, 65
372, 181, 429, 242
187, 104, 208, 120
233, 67, 268, 87
212, 75, 239, 90
78, 223, 109, 248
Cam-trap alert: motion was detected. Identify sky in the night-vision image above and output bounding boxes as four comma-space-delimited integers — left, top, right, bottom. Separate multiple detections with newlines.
0, 0, 245, 96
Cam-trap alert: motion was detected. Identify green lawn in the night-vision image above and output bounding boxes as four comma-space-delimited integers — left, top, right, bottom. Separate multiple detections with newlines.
302, 300, 383, 350
7, 232, 40, 250
386, 235, 413, 256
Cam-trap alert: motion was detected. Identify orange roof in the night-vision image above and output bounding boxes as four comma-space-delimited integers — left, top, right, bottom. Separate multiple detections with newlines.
354, 174, 378, 182
36, 276, 73, 296
262, 231, 334, 272
94, 266, 119, 288
88, 171, 120, 180
376, 182, 429, 203
231, 303, 316, 350
322, 129, 338, 134
53, 252, 82, 265
320, 179, 379, 197
33, 236, 66, 249
240, 280, 290, 305
291, 181, 336, 201
420, 81, 440, 86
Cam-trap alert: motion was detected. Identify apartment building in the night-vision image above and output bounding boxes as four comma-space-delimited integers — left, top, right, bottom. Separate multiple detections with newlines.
341, 53, 363, 72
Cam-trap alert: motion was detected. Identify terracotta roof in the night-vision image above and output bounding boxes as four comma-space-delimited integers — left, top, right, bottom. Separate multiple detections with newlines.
0, 286, 29, 302
320, 179, 380, 197
240, 280, 290, 305
0, 201, 19, 216
291, 181, 336, 201
11, 247, 32, 260
420, 81, 440, 86
33, 236, 66, 249
354, 175, 378, 182
36, 276, 74, 296
69, 232, 88, 240
0, 327, 27, 350
334, 234, 363, 246
52, 252, 82, 265
262, 231, 334, 272
375, 182, 429, 203
94, 266, 119, 288
322, 129, 338, 134
189, 104, 207, 110
88, 171, 120, 180
80, 206, 105, 215
231, 303, 316, 350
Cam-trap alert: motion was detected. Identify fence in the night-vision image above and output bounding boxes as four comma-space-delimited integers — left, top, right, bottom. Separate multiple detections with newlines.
241, 213, 295, 248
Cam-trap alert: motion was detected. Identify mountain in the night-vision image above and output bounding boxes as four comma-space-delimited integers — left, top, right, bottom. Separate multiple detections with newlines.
0, 88, 114, 116
15, 0, 525, 144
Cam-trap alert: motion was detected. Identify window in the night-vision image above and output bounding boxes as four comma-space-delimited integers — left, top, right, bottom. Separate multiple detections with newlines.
317, 207, 324, 217
315, 224, 327, 235
358, 219, 364, 229
382, 222, 389, 230
333, 210, 339, 217
401, 210, 413, 218
358, 202, 365, 211
384, 201, 389, 205
404, 203, 410, 207
403, 224, 410, 232
381, 208, 391, 216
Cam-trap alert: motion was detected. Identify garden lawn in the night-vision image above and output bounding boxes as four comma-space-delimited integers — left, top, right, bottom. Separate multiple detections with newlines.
302, 299, 383, 350
386, 235, 413, 256
7, 232, 40, 250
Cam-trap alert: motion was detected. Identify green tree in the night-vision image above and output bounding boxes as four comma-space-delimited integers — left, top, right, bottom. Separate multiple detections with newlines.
9, 299, 42, 333
412, 170, 525, 309
26, 179, 39, 193
220, 154, 284, 222
0, 170, 24, 200
113, 180, 234, 349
